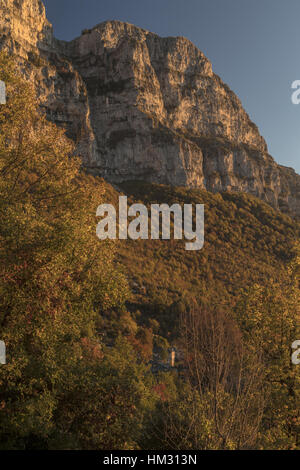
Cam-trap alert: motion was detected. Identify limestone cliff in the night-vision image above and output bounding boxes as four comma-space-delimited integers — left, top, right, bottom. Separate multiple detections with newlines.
0, 0, 97, 162
1, 0, 300, 216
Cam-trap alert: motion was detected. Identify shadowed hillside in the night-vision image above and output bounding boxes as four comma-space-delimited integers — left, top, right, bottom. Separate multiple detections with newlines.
101, 180, 300, 336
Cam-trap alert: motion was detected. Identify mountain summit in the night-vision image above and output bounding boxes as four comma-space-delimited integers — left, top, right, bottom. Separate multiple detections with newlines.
1, 0, 300, 215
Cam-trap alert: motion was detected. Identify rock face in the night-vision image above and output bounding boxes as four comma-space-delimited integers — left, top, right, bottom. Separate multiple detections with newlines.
1, 0, 300, 216
0, 0, 97, 162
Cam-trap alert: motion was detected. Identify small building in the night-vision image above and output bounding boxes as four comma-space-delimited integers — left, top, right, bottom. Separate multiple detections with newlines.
0, 341, 6, 365
0, 80, 6, 105
170, 347, 176, 368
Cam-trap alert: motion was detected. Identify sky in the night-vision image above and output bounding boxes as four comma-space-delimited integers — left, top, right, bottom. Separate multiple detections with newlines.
43, 0, 300, 173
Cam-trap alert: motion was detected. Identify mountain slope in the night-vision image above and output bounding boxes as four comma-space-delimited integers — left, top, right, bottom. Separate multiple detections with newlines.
100, 180, 300, 335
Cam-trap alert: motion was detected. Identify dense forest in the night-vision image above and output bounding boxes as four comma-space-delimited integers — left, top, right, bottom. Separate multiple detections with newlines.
0, 53, 299, 450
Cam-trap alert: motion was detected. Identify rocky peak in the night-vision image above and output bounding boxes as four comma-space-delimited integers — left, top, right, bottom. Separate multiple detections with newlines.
0, 0, 53, 55
66, 20, 266, 152
1, 2, 300, 217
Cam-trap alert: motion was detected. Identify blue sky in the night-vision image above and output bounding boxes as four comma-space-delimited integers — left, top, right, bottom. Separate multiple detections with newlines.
43, 0, 300, 173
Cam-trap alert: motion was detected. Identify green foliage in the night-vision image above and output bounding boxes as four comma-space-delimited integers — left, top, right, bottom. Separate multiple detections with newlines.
110, 180, 299, 336
0, 53, 135, 449
103, 180, 300, 449
235, 260, 300, 449
51, 337, 157, 450
142, 380, 216, 450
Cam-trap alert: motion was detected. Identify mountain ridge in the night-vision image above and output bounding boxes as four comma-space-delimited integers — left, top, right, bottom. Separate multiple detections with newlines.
1, 0, 300, 216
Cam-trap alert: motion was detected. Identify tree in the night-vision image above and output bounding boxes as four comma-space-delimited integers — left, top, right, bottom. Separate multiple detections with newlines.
235, 250, 300, 450
0, 52, 129, 449
142, 304, 265, 450
179, 304, 265, 449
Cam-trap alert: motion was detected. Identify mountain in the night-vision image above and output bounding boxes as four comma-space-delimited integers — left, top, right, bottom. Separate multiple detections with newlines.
1, 0, 300, 216
0, 2, 299, 451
